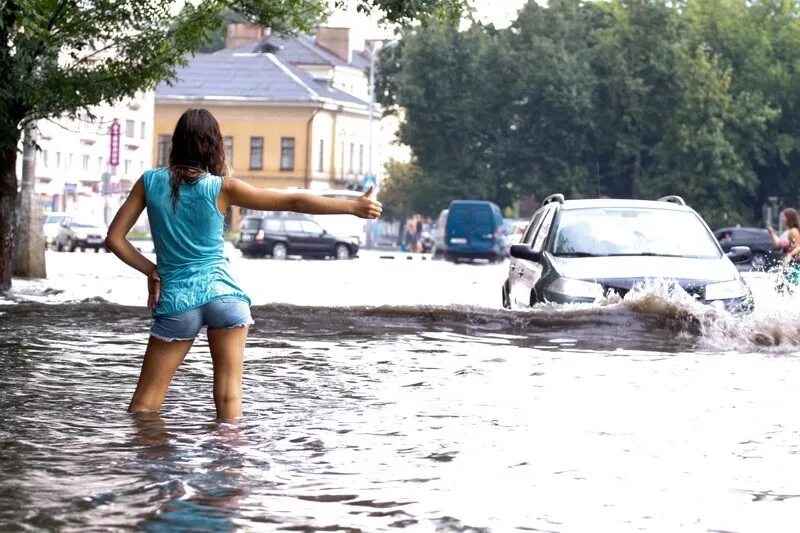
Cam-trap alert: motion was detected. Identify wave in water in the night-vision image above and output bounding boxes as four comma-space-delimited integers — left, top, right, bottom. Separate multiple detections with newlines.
3, 277, 799, 354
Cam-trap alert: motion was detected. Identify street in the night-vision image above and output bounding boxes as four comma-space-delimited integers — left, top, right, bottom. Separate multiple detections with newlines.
11, 247, 509, 309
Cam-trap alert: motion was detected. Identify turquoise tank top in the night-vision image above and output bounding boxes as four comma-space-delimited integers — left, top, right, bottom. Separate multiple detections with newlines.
143, 168, 250, 317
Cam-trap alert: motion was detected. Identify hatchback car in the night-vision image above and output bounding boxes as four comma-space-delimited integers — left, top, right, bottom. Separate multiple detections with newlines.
714, 226, 782, 271
237, 214, 358, 260
53, 217, 107, 252
502, 195, 753, 312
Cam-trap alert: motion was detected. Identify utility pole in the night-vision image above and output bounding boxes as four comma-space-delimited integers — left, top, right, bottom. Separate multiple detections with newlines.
13, 123, 46, 278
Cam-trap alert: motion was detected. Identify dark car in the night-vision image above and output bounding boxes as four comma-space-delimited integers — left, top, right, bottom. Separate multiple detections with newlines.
237, 213, 358, 260
502, 194, 753, 313
714, 226, 782, 271
443, 200, 506, 263
53, 216, 107, 252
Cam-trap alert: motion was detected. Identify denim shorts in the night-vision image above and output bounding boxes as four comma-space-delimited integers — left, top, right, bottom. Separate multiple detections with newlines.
151, 298, 254, 342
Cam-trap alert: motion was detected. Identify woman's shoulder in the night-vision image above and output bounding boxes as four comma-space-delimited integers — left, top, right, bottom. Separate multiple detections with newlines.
143, 167, 169, 180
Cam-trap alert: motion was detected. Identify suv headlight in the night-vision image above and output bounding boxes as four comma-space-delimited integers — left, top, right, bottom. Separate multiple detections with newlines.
548, 277, 604, 300
704, 279, 748, 300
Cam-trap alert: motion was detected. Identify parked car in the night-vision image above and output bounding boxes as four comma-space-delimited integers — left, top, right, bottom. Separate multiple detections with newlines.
431, 209, 448, 260
236, 213, 358, 259
43, 212, 68, 248
53, 217, 107, 252
502, 194, 753, 313
443, 200, 506, 263
714, 226, 782, 271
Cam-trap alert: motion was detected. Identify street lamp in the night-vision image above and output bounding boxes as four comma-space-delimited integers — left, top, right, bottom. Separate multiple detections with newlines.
367, 39, 399, 190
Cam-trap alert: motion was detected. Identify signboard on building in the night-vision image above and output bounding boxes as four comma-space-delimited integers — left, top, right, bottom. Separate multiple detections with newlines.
109, 121, 120, 166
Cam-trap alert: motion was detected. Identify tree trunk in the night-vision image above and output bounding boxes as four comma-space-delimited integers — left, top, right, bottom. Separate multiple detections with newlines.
13, 124, 46, 278
0, 142, 18, 292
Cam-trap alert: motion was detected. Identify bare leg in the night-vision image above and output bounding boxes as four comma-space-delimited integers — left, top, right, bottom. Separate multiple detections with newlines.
207, 326, 248, 420
128, 336, 194, 413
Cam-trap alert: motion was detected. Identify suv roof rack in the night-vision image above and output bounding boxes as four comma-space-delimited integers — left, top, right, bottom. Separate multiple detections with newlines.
542, 193, 565, 206
657, 195, 686, 206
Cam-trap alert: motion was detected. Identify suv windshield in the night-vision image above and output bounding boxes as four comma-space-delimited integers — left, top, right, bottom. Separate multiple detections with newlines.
552, 207, 721, 259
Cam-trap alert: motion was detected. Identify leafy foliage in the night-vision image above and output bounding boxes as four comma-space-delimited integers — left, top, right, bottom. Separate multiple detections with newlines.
378, 0, 799, 227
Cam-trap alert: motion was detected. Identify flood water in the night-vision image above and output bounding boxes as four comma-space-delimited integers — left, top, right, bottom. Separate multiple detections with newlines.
2, 250, 800, 531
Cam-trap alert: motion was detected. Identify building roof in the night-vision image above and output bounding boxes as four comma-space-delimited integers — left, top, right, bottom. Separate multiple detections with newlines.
155, 53, 369, 108
218, 34, 357, 69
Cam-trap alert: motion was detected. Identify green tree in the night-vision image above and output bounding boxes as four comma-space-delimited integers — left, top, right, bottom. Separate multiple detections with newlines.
501, 0, 602, 200
684, 0, 800, 218
0, 0, 468, 291
646, 48, 775, 227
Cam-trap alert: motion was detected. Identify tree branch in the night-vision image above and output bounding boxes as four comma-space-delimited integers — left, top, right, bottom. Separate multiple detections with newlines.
28, 0, 72, 72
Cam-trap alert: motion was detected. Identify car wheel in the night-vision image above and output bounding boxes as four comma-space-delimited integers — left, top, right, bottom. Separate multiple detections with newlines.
335, 244, 350, 260
271, 242, 288, 260
55, 241, 63, 252
502, 281, 511, 309
750, 252, 768, 271
431, 247, 443, 260
68, 239, 76, 252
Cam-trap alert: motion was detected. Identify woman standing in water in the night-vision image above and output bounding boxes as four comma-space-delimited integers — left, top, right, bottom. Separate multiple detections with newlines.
768, 208, 800, 291
105, 108, 382, 420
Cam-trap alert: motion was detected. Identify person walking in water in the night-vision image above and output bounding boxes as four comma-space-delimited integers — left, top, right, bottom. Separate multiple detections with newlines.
768, 207, 800, 291
105, 108, 382, 420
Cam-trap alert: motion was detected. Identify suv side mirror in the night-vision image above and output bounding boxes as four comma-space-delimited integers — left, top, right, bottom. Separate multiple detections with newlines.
726, 245, 751, 264
510, 244, 541, 262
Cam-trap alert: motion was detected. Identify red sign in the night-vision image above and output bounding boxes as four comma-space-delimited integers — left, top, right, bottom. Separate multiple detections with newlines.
109, 121, 120, 166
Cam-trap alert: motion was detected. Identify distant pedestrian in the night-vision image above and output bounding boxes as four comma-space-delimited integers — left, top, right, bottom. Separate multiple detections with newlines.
105, 108, 382, 420
768, 207, 800, 291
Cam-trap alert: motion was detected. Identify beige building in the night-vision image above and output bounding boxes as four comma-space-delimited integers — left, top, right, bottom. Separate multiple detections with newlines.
154, 25, 399, 228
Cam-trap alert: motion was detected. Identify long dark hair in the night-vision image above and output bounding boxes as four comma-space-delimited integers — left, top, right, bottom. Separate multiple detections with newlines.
783, 208, 800, 230
168, 108, 228, 211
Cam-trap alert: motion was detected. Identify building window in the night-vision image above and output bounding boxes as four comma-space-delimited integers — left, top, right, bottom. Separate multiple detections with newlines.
82, 154, 89, 172
42, 150, 49, 168
224, 136, 233, 167
349, 143, 354, 173
249, 137, 263, 170
124, 159, 131, 174
140, 121, 146, 139
139, 160, 144, 171
359, 144, 364, 174
56, 152, 61, 168
68, 153, 74, 169
280, 137, 295, 171
98, 156, 103, 172
157, 135, 170, 167
125, 119, 135, 138
318, 140, 324, 172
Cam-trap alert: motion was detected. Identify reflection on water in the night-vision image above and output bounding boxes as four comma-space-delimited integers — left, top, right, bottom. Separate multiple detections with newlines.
2, 283, 800, 531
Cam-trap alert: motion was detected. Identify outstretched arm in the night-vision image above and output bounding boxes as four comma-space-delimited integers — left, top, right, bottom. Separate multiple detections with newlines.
219, 178, 382, 219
